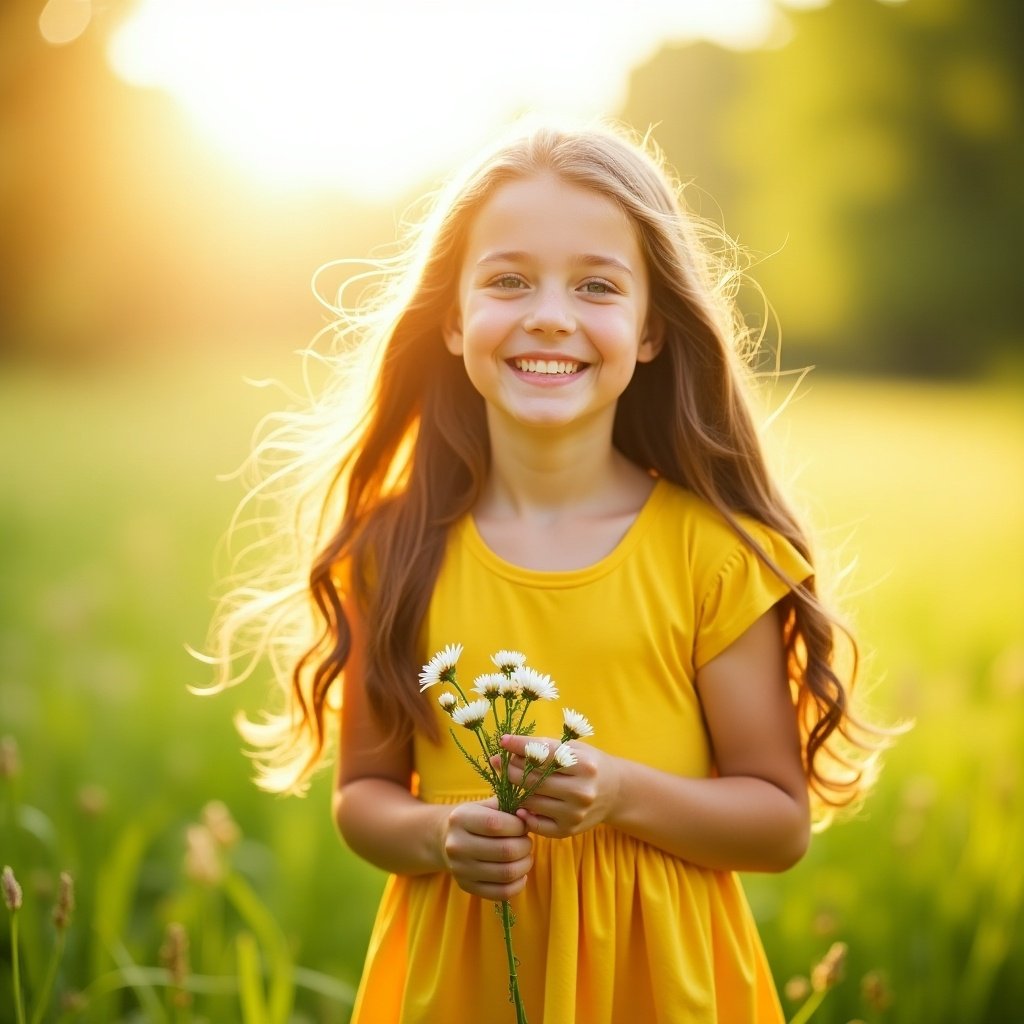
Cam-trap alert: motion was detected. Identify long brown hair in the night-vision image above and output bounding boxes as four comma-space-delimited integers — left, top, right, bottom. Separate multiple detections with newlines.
206, 121, 888, 816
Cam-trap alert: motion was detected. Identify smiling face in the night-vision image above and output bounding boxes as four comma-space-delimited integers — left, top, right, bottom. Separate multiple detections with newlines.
443, 173, 661, 436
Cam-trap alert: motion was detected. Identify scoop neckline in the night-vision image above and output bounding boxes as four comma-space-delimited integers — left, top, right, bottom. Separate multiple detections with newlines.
461, 477, 669, 587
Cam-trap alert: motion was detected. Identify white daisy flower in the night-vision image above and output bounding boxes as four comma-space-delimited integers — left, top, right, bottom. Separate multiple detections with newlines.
418, 643, 463, 691
512, 666, 559, 702
562, 708, 594, 740
553, 743, 577, 769
523, 741, 550, 765
491, 649, 527, 673
451, 699, 490, 730
498, 674, 521, 698
437, 692, 457, 713
472, 673, 506, 699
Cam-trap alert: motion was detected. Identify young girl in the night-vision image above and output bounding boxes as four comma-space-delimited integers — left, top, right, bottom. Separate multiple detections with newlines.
209, 122, 883, 1023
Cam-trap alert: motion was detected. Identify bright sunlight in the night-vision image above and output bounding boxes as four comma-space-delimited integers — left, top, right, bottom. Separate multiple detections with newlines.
106, 0, 809, 198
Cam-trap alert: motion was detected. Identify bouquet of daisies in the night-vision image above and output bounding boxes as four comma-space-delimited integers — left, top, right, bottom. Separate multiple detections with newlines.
419, 644, 594, 1024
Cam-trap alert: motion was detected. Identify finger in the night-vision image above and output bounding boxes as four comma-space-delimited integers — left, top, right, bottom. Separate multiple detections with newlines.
452, 848, 533, 894
464, 834, 533, 864
464, 873, 531, 901
520, 792, 565, 819
516, 807, 560, 838
473, 807, 528, 838
500, 733, 558, 757
453, 802, 527, 838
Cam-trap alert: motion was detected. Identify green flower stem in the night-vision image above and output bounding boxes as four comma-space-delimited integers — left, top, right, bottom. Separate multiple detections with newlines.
449, 730, 501, 791
488, 699, 503, 742
787, 989, 827, 1024
469, 727, 501, 788
511, 699, 533, 737
28, 930, 67, 1024
500, 900, 528, 1024
10, 911, 26, 1024
517, 763, 560, 805
447, 676, 472, 705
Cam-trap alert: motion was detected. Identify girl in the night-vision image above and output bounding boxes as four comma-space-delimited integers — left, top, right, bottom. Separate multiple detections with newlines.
208, 122, 884, 1023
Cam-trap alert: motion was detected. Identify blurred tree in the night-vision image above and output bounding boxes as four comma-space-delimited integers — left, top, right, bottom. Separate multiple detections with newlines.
0, 1, 397, 361
3, 0, 1022, 374
623, 0, 1024, 376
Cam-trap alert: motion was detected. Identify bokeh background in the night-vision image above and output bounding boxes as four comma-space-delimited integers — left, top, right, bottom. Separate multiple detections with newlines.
1, 1, 1022, 1021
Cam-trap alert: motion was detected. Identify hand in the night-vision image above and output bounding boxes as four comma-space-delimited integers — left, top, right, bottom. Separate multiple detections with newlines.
442, 797, 533, 900
495, 734, 622, 840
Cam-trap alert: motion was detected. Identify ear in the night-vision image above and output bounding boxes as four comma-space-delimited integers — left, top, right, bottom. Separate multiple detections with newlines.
637, 315, 665, 363
442, 306, 464, 356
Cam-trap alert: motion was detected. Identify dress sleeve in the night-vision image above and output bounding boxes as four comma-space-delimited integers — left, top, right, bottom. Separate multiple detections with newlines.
693, 525, 814, 671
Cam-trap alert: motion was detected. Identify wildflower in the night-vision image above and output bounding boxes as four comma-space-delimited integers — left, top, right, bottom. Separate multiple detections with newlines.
553, 743, 577, 769
201, 800, 241, 849
523, 742, 550, 765
861, 969, 892, 1011
2, 865, 22, 911
473, 673, 506, 699
77, 784, 109, 818
561, 708, 594, 740
513, 667, 559, 702
60, 992, 87, 1014
159, 921, 192, 1009
432, 644, 593, 1024
53, 872, 74, 931
0, 735, 20, 779
812, 909, 839, 936
451, 699, 490, 730
184, 824, 224, 886
419, 643, 463, 690
784, 976, 810, 1002
498, 674, 522, 698
492, 650, 526, 673
811, 941, 847, 991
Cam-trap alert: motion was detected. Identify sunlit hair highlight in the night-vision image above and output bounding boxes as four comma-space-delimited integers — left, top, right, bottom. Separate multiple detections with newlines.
201, 119, 892, 817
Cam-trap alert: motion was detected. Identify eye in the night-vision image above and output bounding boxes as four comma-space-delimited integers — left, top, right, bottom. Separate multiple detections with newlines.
579, 278, 616, 295
489, 273, 528, 290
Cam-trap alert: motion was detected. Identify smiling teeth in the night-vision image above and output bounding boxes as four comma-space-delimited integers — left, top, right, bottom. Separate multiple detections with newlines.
514, 359, 580, 375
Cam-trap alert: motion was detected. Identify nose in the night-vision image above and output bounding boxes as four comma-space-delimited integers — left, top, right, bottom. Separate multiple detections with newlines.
522, 288, 575, 336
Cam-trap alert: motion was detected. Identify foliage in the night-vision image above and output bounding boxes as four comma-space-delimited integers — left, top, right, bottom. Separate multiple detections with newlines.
0, 355, 1022, 1021
622, 0, 1024, 375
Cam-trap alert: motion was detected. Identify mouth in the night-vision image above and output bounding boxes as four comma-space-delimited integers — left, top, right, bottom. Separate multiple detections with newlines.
510, 358, 586, 376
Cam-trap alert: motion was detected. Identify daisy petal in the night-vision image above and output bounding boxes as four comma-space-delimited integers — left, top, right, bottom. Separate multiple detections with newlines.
553, 743, 577, 769
418, 643, 463, 691
451, 699, 490, 730
512, 666, 559, 702
562, 708, 594, 740
523, 741, 550, 765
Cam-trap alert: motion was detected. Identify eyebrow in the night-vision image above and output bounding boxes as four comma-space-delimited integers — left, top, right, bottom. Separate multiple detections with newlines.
476, 251, 634, 276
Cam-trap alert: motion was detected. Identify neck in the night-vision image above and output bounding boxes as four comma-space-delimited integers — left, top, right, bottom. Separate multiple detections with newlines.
480, 409, 648, 520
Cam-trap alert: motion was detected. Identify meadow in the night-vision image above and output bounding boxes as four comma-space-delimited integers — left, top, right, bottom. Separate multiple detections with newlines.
1, 353, 1021, 1023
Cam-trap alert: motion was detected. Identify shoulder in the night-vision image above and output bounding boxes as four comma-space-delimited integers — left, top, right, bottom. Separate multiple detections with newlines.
649, 478, 749, 552
650, 478, 813, 582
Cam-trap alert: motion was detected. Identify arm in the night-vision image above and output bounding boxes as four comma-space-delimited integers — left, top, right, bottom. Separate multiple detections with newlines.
504, 606, 811, 873
333, 598, 533, 896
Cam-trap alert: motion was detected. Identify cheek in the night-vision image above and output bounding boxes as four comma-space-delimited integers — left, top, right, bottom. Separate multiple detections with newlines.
463, 306, 512, 352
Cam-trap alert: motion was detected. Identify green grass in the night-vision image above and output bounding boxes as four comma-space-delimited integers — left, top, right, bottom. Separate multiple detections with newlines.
1, 354, 1022, 1022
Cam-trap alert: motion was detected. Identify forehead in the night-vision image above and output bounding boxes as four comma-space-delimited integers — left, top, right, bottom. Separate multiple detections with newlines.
462, 173, 644, 267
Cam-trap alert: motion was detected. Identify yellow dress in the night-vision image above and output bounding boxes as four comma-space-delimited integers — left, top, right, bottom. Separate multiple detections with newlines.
350, 479, 813, 1024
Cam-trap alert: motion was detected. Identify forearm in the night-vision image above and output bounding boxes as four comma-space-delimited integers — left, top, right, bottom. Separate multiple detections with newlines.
334, 777, 450, 876
608, 761, 810, 873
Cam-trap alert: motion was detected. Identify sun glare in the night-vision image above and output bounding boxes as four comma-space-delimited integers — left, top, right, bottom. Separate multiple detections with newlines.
107, 0, 790, 198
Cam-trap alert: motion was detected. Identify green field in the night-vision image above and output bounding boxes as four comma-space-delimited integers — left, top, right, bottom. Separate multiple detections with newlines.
1, 356, 1022, 1023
